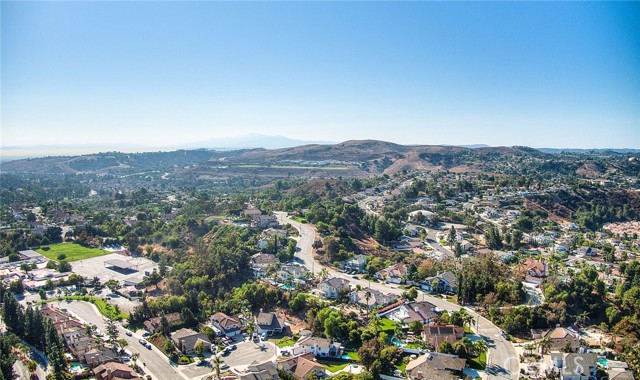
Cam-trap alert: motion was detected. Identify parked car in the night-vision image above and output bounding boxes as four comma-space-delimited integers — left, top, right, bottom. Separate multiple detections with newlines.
220, 364, 229, 370
231, 344, 237, 350
139, 338, 147, 345
125, 330, 132, 336
145, 343, 152, 350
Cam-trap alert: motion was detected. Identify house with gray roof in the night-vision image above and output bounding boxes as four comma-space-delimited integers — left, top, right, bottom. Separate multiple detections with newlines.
317, 277, 350, 299
170, 328, 211, 354
548, 352, 597, 380
256, 312, 285, 336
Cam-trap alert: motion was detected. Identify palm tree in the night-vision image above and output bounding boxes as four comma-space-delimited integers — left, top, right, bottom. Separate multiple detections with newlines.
210, 354, 223, 379
364, 291, 372, 313
319, 268, 329, 281
577, 311, 590, 327
473, 339, 489, 357
538, 335, 552, 355
458, 308, 474, 330
455, 336, 474, 358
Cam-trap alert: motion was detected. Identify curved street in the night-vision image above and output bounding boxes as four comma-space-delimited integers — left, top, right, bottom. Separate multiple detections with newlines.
275, 211, 519, 380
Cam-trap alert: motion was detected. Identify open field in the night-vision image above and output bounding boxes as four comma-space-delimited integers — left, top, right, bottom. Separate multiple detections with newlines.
37, 243, 106, 262
39, 296, 128, 320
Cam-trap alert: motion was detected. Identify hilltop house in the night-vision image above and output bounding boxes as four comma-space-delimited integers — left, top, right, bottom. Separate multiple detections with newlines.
317, 277, 350, 299
256, 312, 285, 336
340, 254, 368, 273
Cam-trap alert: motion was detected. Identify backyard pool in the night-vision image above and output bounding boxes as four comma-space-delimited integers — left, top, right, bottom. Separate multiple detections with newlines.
280, 284, 295, 290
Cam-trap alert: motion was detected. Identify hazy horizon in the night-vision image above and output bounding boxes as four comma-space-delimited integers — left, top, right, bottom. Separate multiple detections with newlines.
2, 2, 639, 149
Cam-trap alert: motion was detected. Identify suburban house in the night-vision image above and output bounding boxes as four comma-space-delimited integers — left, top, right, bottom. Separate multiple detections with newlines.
82, 349, 120, 368
317, 277, 350, 299
380, 301, 439, 326
607, 369, 635, 380
374, 263, 408, 284
532, 326, 581, 353
340, 254, 368, 273
278, 353, 327, 380
292, 336, 342, 357
211, 312, 243, 337
421, 325, 465, 348
405, 352, 467, 380
251, 253, 279, 277
256, 312, 285, 336
420, 271, 458, 294
93, 362, 139, 380
231, 360, 279, 380
276, 263, 309, 282
548, 352, 597, 380
170, 328, 212, 354
349, 288, 397, 308
143, 312, 182, 333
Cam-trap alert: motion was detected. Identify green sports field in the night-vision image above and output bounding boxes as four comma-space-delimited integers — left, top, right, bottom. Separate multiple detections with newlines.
37, 243, 107, 262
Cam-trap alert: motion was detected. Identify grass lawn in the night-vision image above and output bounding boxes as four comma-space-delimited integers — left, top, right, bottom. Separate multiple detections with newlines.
274, 337, 297, 348
291, 216, 307, 223
41, 296, 128, 320
318, 360, 348, 373
37, 243, 106, 262
468, 351, 487, 370
345, 351, 359, 361
379, 318, 398, 334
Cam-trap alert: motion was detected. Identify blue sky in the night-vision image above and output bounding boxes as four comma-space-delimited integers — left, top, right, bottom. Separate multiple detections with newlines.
2, 1, 639, 150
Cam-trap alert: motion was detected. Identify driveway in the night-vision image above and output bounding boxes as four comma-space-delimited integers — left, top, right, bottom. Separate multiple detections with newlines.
219, 340, 277, 370
275, 211, 520, 380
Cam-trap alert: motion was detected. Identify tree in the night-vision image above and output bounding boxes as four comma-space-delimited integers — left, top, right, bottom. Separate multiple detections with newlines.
105, 318, 120, 350
538, 335, 552, 354
195, 341, 205, 356
408, 320, 423, 336
404, 288, 418, 301
116, 338, 128, 352
447, 226, 457, 247
473, 339, 488, 357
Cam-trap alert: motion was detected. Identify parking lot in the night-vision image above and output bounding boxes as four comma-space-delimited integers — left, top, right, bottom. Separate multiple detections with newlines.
70, 253, 159, 286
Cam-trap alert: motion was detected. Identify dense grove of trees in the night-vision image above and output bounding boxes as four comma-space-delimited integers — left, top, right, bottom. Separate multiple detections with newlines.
457, 254, 524, 306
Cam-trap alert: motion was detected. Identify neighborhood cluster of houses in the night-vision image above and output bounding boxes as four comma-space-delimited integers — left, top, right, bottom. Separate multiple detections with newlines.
40, 304, 138, 379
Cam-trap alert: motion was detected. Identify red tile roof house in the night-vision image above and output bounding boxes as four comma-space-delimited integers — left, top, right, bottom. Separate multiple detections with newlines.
93, 361, 139, 380
523, 258, 547, 286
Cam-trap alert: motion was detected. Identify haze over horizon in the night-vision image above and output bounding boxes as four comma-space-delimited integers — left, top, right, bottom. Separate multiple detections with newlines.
2, 2, 639, 150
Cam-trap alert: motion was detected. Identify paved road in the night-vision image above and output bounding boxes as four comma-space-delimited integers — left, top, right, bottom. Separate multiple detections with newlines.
276, 212, 519, 380
356, 196, 382, 216
59, 301, 187, 380
220, 340, 276, 369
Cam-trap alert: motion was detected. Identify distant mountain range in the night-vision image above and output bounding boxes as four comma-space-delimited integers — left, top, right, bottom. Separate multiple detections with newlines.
2, 138, 638, 178
538, 148, 640, 154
